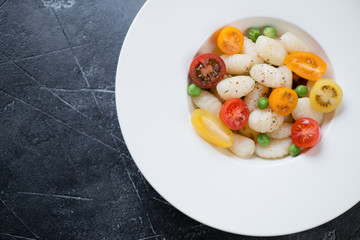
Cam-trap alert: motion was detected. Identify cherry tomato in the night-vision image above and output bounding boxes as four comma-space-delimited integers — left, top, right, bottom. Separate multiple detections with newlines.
291, 118, 320, 148
269, 87, 298, 116
219, 98, 249, 130
309, 78, 343, 113
217, 27, 244, 54
284, 51, 327, 81
191, 109, 234, 148
189, 53, 226, 89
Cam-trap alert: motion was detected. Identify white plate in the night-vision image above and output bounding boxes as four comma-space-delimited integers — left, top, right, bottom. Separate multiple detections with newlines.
116, 0, 360, 236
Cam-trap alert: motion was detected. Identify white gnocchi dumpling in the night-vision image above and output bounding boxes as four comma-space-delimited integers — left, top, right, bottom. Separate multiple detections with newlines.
229, 134, 255, 158
244, 82, 269, 112
291, 97, 324, 124
240, 37, 264, 65
220, 54, 253, 75
255, 137, 292, 159
280, 32, 309, 53
266, 122, 292, 139
248, 107, 284, 133
216, 76, 255, 101
192, 90, 222, 117
255, 36, 287, 66
278, 65, 293, 89
249, 64, 285, 88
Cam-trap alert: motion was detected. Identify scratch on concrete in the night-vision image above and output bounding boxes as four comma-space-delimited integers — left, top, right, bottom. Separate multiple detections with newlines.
51, 8, 102, 113
0, 89, 118, 152
0, 0, 8, 9
2, 100, 15, 113
5, 63, 120, 153
0, 198, 40, 239
41, 87, 115, 94
138, 235, 163, 240
125, 167, 142, 202
17, 192, 93, 201
147, 215, 157, 236
41, 0, 75, 9
0, 232, 36, 240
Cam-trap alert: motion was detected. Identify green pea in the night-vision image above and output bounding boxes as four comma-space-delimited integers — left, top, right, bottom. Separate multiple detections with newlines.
294, 85, 308, 98
187, 84, 201, 97
289, 144, 301, 156
257, 133, 270, 147
247, 27, 261, 42
257, 97, 269, 110
263, 26, 277, 38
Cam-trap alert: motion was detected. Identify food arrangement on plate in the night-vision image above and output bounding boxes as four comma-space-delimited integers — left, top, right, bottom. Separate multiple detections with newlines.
188, 25, 343, 159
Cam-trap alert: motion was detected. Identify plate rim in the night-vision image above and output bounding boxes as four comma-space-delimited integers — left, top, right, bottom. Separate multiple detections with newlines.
115, 0, 360, 236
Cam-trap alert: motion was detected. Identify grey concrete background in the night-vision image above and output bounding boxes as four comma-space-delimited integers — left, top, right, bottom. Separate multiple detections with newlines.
0, 0, 359, 239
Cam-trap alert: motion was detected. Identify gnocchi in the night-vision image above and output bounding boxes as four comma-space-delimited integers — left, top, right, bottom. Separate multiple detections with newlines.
248, 107, 284, 133
278, 65, 293, 89
291, 97, 324, 124
250, 64, 285, 88
240, 36, 264, 65
220, 54, 253, 75
280, 32, 309, 53
216, 76, 255, 100
255, 36, 287, 66
192, 90, 222, 117
266, 122, 292, 139
229, 134, 255, 158
255, 138, 292, 159
188, 24, 343, 160
243, 83, 269, 112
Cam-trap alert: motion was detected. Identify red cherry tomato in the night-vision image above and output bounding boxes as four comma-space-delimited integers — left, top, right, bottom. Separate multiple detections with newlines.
291, 118, 320, 148
219, 98, 249, 130
189, 53, 226, 89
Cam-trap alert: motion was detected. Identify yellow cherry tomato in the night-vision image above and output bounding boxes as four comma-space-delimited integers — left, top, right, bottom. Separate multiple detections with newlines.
309, 78, 343, 113
191, 109, 234, 148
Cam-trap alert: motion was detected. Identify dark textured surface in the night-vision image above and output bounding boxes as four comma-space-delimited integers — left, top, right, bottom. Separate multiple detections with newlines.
0, 0, 359, 239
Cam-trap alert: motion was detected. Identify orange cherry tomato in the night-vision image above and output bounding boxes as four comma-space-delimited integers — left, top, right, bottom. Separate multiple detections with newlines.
269, 87, 298, 116
284, 51, 327, 81
217, 27, 244, 54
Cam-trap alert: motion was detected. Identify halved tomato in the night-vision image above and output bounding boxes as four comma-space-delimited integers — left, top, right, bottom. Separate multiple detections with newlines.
219, 98, 249, 130
217, 27, 244, 54
189, 53, 226, 89
269, 87, 298, 116
191, 109, 234, 148
291, 118, 320, 148
284, 51, 327, 81
309, 78, 343, 113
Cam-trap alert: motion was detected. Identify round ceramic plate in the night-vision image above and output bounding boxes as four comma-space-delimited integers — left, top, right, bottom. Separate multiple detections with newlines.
116, 0, 360, 236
